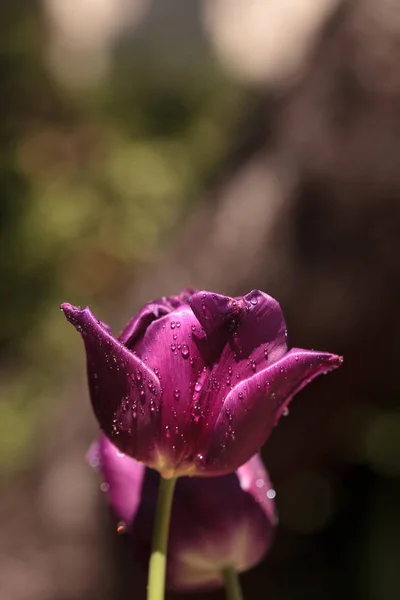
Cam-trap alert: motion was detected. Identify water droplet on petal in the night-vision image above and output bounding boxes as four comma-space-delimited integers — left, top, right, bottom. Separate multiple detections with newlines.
176, 321, 181, 328
250, 297, 258, 305
170, 321, 176, 329
255, 478, 264, 488
264, 348, 269, 359
191, 324, 196, 332
181, 344, 190, 359
194, 381, 202, 392
283, 407, 289, 416
117, 521, 127, 534
171, 343, 176, 352
194, 453, 206, 469
238, 392, 244, 399
251, 360, 256, 372
266, 489, 276, 499
100, 482, 110, 493
173, 388, 180, 400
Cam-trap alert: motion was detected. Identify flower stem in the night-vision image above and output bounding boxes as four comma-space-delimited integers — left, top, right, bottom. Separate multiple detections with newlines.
222, 566, 244, 600
147, 476, 177, 600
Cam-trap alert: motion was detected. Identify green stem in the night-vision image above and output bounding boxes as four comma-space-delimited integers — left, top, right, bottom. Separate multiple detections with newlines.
147, 476, 177, 600
222, 565, 244, 600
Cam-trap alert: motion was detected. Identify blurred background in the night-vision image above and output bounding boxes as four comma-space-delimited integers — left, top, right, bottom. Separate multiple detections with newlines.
1, 0, 400, 599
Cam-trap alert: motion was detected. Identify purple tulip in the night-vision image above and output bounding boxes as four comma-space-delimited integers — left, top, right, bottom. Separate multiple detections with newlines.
89, 433, 277, 591
62, 289, 342, 478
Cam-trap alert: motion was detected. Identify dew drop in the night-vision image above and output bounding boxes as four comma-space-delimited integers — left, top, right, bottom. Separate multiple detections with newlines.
173, 334, 178, 340
100, 482, 110, 493
264, 348, 269, 359
176, 321, 181, 328
135, 370, 142, 382
267, 489, 276, 499
251, 360, 256, 372
173, 388, 180, 400
181, 344, 190, 359
194, 453, 206, 468
283, 407, 289, 417
117, 521, 127, 534
165, 425, 171, 439
238, 392, 244, 400
250, 297, 258, 306
194, 381, 202, 393
255, 478, 264, 488
171, 343, 177, 352
191, 324, 196, 332
170, 321, 176, 329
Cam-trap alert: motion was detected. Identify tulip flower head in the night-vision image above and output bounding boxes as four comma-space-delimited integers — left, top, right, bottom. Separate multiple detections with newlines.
89, 433, 277, 591
62, 289, 342, 478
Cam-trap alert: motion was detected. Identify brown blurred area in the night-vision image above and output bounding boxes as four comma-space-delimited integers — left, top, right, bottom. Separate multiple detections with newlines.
1, 1, 400, 599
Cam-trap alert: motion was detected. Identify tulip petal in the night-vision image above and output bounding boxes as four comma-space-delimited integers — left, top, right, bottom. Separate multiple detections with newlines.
91, 433, 146, 525
93, 434, 276, 591
190, 290, 288, 377
119, 299, 172, 348
61, 303, 162, 463
119, 289, 198, 348
236, 454, 277, 527
201, 349, 343, 474
134, 306, 210, 469
167, 453, 276, 591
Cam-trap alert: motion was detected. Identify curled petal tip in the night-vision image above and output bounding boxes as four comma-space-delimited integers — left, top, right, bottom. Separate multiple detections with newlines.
321, 352, 343, 370
61, 302, 91, 328
61, 302, 82, 318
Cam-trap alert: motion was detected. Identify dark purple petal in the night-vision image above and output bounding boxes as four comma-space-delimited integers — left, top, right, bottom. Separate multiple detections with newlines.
189, 291, 236, 335
168, 457, 275, 591
61, 303, 162, 464
190, 289, 288, 381
118, 300, 172, 348
236, 454, 277, 526
200, 349, 343, 474
119, 289, 198, 349
134, 306, 210, 470
89, 434, 146, 525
